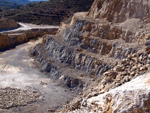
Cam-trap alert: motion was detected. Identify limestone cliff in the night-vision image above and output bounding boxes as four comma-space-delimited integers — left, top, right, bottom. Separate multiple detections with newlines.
88, 0, 150, 23
31, 0, 150, 112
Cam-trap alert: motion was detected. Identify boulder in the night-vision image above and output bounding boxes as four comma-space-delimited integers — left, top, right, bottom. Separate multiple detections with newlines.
86, 73, 150, 113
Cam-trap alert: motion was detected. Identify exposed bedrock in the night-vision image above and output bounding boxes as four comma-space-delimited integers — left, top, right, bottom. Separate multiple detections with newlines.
0, 28, 58, 51
55, 0, 150, 112
61, 18, 139, 58
31, 15, 142, 92
32, 0, 150, 112
32, 9, 146, 91
32, 36, 113, 91
88, 0, 150, 23
32, 37, 112, 76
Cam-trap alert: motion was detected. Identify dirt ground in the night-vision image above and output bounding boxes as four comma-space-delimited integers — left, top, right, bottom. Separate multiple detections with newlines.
0, 39, 76, 113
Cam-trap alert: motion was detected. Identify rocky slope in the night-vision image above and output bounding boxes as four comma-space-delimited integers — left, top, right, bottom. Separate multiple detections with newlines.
0, 27, 58, 51
0, 0, 20, 11
1, 0, 94, 25
31, 0, 150, 112
67, 72, 150, 113
0, 18, 20, 31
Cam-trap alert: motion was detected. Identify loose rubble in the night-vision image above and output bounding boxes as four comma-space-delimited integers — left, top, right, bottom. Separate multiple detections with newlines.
0, 87, 40, 109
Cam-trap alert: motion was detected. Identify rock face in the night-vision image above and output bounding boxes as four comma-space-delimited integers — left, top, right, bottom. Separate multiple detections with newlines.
88, 0, 150, 23
0, 18, 20, 31
31, 0, 150, 112
68, 73, 150, 113
0, 28, 58, 51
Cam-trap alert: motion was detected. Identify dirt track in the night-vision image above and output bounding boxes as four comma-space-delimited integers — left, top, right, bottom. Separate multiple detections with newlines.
0, 39, 76, 113
0, 22, 59, 33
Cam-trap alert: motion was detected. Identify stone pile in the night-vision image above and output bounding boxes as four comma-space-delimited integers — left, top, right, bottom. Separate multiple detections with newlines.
0, 87, 40, 109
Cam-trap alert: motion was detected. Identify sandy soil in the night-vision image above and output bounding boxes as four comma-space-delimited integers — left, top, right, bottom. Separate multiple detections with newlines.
0, 39, 76, 113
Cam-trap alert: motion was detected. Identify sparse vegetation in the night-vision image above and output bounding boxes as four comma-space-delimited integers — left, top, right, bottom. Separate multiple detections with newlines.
0, 0, 20, 10
0, 0, 94, 25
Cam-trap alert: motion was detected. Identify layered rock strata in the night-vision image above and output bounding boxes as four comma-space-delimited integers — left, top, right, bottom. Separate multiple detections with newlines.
67, 72, 150, 113
0, 28, 58, 51
32, 0, 150, 112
